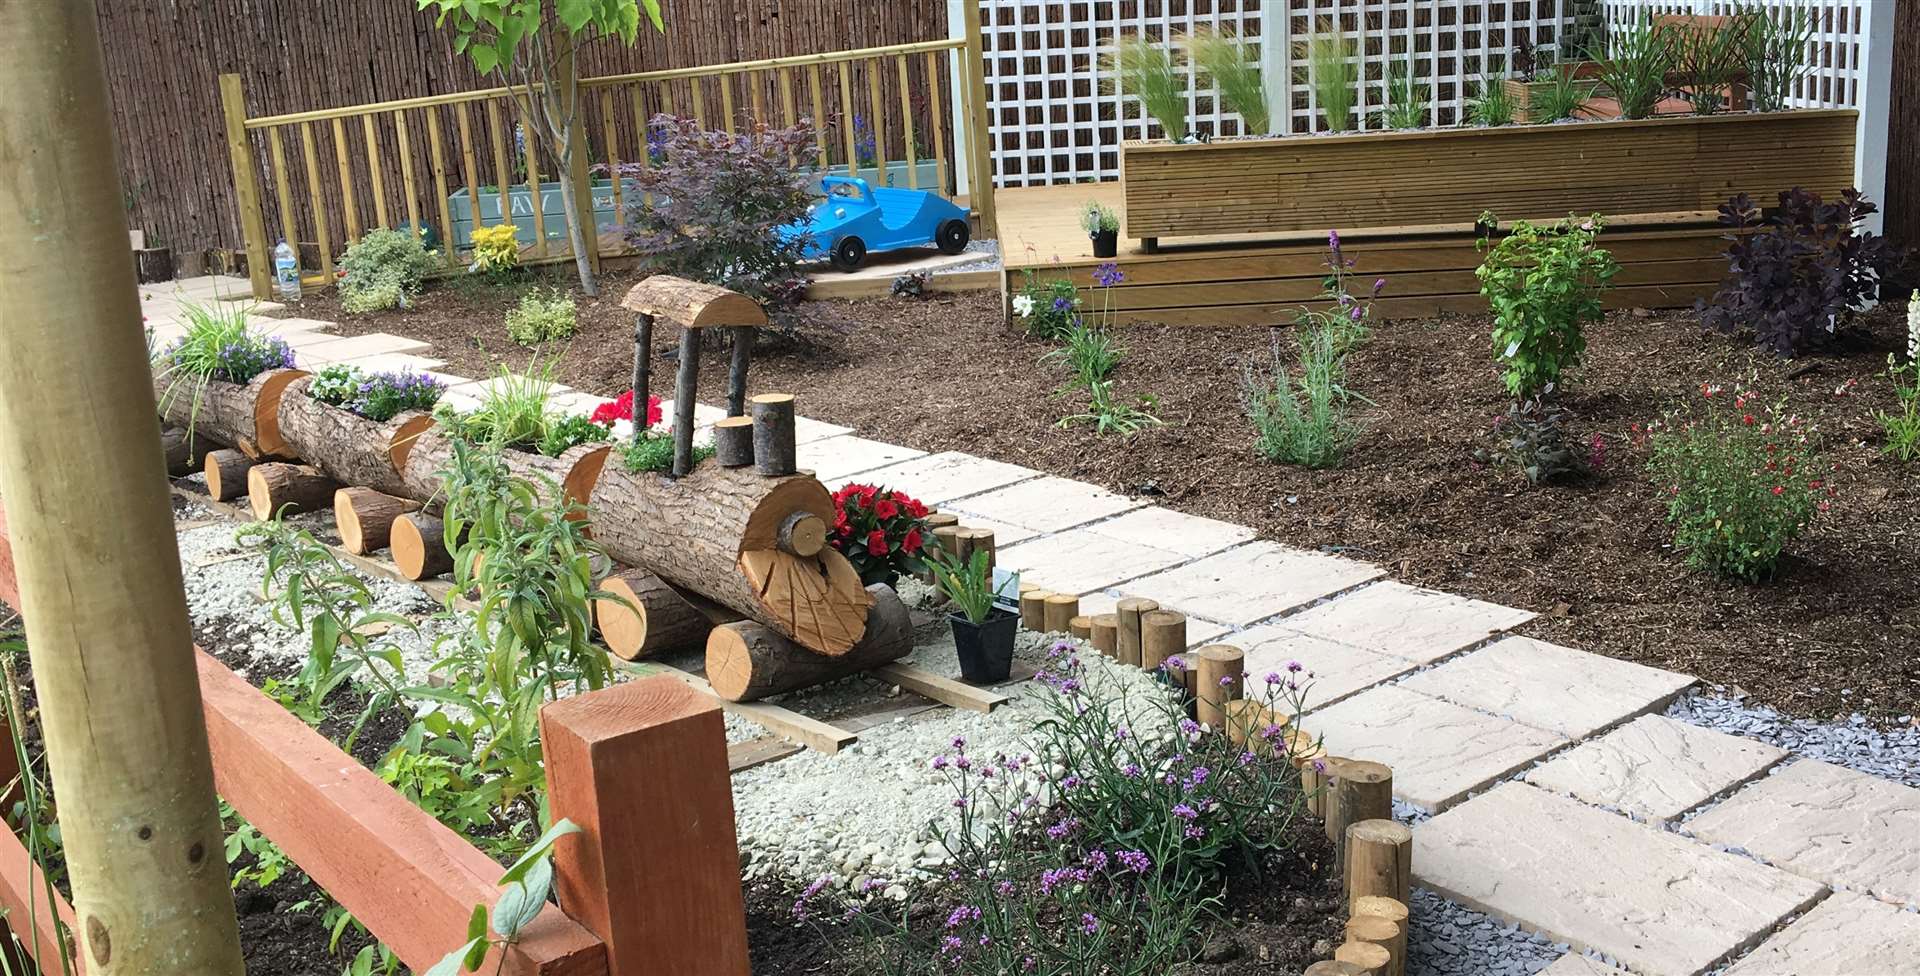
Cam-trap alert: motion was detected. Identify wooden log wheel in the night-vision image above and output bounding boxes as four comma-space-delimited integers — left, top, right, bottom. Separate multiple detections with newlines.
593, 568, 734, 660
153, 367, 306, 458
334, 487, 422, 555
273, 375, 434, 499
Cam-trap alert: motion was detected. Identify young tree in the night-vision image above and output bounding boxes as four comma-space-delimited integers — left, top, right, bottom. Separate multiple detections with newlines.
418, 0, 664, 296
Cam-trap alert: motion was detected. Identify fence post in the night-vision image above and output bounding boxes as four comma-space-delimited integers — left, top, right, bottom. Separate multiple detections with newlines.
218, 74, 274, 300
541, 675, 751, 976
959, 0, 997, 237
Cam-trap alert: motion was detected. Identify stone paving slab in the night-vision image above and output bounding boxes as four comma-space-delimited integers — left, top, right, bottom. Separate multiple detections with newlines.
329, 352, 447, 375
997, 528, 1189, 597
1228, 624, 1421, 712
1117, 541, 1384, 628
1081, 506, 1256, 560
653, 399, 728, 430
1277, 579, 1535, 664
1540, 955, 1632, 976
1686, 760, 1920, 906
833, 451, 1039, 506
447, 374, 577, 400
946, 476, 1148, 534
1398, 636, 1694, 740
298, 332, 433, 363
1416, 782, 1826, 976
799, 435, 927, 483
1304, 685, 1566, 810
1722, 891, 1920, 975
256, 316, 344, 335
1525, 715, 1786, 822
793, 415, 853, 444
945, 515, 1040, 549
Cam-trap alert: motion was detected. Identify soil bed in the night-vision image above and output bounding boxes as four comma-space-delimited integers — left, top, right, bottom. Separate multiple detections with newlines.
326, 271, 1920, 723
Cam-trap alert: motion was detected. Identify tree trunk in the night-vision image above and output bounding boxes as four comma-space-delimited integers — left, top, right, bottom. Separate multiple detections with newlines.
554, 135, 598, 297
153, 368, 306, 458
246, 463, 338, 521
275, 376, 434, 499
501, 442, 612, 518
588, 463, 874, 655
705, 584, 912, 701
594, 568, 729, 660
334, 487, 422, 555
396, 426, 458, 506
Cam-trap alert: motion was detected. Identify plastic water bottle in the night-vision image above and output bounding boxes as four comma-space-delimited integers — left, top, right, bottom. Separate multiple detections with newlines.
273, 240, 300, 302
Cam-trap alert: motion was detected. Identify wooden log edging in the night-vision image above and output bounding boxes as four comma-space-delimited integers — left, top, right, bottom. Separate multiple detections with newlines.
335, 487, 421, 555
154, 367, 306, 459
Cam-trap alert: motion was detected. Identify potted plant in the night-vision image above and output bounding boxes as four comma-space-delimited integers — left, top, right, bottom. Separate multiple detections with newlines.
1081, 201, 1120, 259
931, 549, 1017, 683
829, 484, 930, 587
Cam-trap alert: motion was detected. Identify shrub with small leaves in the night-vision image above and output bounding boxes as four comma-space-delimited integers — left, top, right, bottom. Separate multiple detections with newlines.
620, 429, 712, 473
504, 287, 577, 346
338, 228, 436, 314
1477, 398, 1587, 486
1477, 212, 1617, 398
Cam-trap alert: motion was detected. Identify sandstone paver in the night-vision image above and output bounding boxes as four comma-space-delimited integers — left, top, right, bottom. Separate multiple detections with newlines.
653, 399, 728, 430
836, 451, 1039, 506
945, 514, 1040, 549
1277, 579, 1535, 663
328, 352, 447, 375
799, 435, 927, 482
946, 476, 1147, 534
1118, 541, 1384, 627
1722, 891, 1920, 975
1525, 714, 1786, 821
1398, 636, 1694, 739
1687, 760, 1920, 906
298, 332, 433, 363
793, 415, 853, 444
256, 316, 344, 336
997, 529, 1189, 596
1227, 624, 1419, 711
1540, 955, 1632, 976
1303, 685, 1565, 810
1416, 782, 1826, 976
1082, 506, 1256, 560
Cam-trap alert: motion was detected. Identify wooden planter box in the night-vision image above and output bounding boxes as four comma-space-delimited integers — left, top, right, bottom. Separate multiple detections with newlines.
1119, 109, 1857, 248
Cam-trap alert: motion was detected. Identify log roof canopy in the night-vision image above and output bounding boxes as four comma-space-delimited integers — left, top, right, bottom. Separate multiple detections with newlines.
621, 275, 768, 329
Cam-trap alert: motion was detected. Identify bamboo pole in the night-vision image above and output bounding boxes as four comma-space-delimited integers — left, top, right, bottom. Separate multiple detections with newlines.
778, 68, 799, 169
425, 108, 458, 267
0, 3, 246, 970
718, 71, 736, 134
749, 70, 767, 128
217, 74, 273, 300
925, 50, 949, 195
456, 102, 483, 238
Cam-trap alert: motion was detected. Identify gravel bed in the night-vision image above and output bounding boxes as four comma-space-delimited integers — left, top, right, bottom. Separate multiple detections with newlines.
1667, 690, 1920, 787
1405, 887, 1577, 976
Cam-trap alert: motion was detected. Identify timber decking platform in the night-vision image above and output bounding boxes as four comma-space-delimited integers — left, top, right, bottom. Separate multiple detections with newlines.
994, 182, 1731, 326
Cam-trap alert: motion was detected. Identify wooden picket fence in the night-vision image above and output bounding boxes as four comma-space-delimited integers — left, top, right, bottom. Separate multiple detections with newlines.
220, 24, 997, 301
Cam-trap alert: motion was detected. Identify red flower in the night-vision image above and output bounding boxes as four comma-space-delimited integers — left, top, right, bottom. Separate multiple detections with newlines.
901, 528, 923, 554
1771, 485, 1785, 495
874, 498, 899, 519
589, 390, 664, 427
905, 498, 928, 518
866, 530, 889, 556
834, 514, 850, 537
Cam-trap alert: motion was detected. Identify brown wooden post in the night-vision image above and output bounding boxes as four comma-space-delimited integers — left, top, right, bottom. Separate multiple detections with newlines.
672, 329, 702, 476
0, 4, 247, 971
631, 313, 654, 439
219, 73, 274, 300
959, 0, 997, 236
542, 675, 751, 976
726, 326, 753, 416
558, 34, 602, 277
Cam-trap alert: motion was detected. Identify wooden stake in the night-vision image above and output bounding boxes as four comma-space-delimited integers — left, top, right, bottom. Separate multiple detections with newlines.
672, 328, 703, 477
726, 326, 753, 416
1345, 819, 1413, 914
203, 448, 257, 502
1350, 899, 1409, 976
961, 527, 996, 574
333, 487, 420, 555
1194, 643, 1245, 730
1290, 730, 1332, 817
1042, 593, 1078, 633
1068, 615, 1092, 639
0, 2, 246, 965
1114, 596, 1157, 667
631, 312, 654, 433
713, 416, 754, 467
390, 512, 454, 580
1089, 613, 1119, 656
1140, 609, 1187, 671
924, 512, 960, 532
1327, 759, 1394, 860
247, 462, 339, 521
750, 393, 797, 477
1019, 589, 1050, 630
1334, 941, 1390, 976
932, 525, 965, 567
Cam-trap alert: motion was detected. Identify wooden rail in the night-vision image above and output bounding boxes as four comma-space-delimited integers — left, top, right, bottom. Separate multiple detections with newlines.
220, 16, 996, 301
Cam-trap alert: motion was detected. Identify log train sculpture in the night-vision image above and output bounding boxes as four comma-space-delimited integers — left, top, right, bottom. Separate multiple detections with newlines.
155, 276, 909, 702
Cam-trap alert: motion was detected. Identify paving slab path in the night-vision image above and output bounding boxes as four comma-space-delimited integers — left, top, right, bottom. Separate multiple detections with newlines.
152, 275, 1920, 974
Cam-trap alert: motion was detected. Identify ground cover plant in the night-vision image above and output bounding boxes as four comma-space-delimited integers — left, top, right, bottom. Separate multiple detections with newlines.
338, 228, 436, 314
1477, 212, 1617, 398
505, 287, 578, 346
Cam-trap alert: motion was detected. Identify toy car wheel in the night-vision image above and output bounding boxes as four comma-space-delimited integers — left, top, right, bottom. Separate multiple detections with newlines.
935, 218, 970, 255
831, 236, 867, 271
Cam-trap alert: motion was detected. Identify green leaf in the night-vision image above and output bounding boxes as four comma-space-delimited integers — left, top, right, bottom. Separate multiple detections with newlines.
556, 0, 592, 32
491, 858, 551, 938
424, 939, 483, 976
499, 818, 581, 886
471, 44, 500, 74
466, 902, 489, 942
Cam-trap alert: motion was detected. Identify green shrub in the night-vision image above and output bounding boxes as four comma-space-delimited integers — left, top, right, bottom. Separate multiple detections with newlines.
1592, 12, 1672, 119
338, 228, 435, 314
1013, 273, 1081, 340
536, 412, 612, 458
504, 288, 577, 346
1476, 212, 1618, 398
621, 430, 713, 473
1242, 324, 1357, 468
1647, 388, 1831, 581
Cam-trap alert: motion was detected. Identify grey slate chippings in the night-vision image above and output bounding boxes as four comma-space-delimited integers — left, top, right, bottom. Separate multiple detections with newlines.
1667, 692, 1920, 788
1404, 887, 1565, 976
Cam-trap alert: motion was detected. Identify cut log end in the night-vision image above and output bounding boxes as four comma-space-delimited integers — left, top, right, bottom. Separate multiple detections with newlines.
594, 568, 726, 661
391, 512, 453, 581
713, 416, 755, 467
204, 448, 257, 502
247, 463, 338, 522
750, 393, 797, 477
776, 511, 828, 557
706, 583, 912, 701
334, 487, 421, 555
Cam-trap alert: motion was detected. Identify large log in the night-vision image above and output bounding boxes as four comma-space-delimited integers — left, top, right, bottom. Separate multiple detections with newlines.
705, 584, 911, 701
275, 375, 435, 499
247, 463, 339, 521
594, 568, 728, 660
153, 367, 306, 458
590, 463, 873, 655
161, 425, 198, 477
334, 487, 422, 555
396, 427, 609, 519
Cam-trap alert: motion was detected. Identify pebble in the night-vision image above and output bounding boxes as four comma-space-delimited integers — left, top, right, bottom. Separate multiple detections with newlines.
1405, 887, 1566, 976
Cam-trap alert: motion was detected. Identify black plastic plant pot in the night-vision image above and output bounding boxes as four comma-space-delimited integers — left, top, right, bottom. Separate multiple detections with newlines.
950, 605, 1019, 684
1090, 229, 1118, 258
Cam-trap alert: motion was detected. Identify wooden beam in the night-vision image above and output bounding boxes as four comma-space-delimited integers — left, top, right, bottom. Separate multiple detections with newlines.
196, 650, 607, 976
542, 677, 751, 976
872, 662, 1008, 713
631, 663, 856, 754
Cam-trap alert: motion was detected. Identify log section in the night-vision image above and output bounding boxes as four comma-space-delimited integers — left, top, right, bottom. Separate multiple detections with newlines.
334, 487, 421, 555
204, 448, 257, 502
154, 367, 305, 458
594, 568, 726, 660
705, 584, 911, 701
247, 463, 338, 521
275, 376, 433, 499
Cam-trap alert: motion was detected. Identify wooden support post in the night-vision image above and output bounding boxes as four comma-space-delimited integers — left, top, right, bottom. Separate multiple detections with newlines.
712, 417, 755, 467
631, 313, 654, 437
1352, 896, 1409, 976
726, 326, 752, 417
1345, 819, 1413, 914
750, 393, 797, 477
958, 0, 997, 236
1019, 589, 1050, 630
1194, 643, 1244, 730
542, 676, 752, 976
1326, 759, 1394, 859
1140, 609, 1186, 671
1089, 613, 1119, 656
1334, 941, 1390, 976
0, 7, 247, 967
1114, 596, 1157, 667
219, 73, 273, 301
672, 329, 702, 477
1068, 615, 1092, 639
1042, 593, 1078, 633
1290, 730, 1332, 816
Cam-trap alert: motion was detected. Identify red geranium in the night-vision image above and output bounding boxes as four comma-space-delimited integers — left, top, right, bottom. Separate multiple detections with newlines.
590, 390, 665, 427
830, 483, 931, 585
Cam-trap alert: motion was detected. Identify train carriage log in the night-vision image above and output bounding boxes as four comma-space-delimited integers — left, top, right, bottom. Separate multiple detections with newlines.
153, 367, 306, 459
593, 568, 731, 660
274, 376, 434, 499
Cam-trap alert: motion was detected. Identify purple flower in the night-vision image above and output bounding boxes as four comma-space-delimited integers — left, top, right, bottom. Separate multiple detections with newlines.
1186, 766, 1210, 790
1350, 304, 1364, 321
1172, 802, 1198, 820
1040, 865, 1090, 895
1083, 849, 1109, 871
954, 756, 971, 771
791, 874, 832, 919
1051, 296, 1074, 312
1238, 750, 1257, 766
1177, 718, 1200, 736
1080, 913, 1100, 935
1311, 758, 1327, 773
1045, 816, 1080, 840
940, 935, 966, 955
1218, 675, 1236, 687
1373, 277, 1387, 294
1184, 824, 1206, 840
1113, 727, 1129, 741
1162, 655, 1186, 672
951, 736, 967, 751
1093, 262, 1125, 288
931, 755, 949, 770
996, 880, 1015, 896
1264, 671, 1282, 685
1060, 774, 1081, 790
944, 904, 982, 929
1117, 850, 1151, 873
1287, 660, 1304, 673
1328, 229, 1342, 253
1122, 763, 1143, 778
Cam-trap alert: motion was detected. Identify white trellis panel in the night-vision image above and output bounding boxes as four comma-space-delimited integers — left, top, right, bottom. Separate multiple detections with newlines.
1600, 0, 1871, 109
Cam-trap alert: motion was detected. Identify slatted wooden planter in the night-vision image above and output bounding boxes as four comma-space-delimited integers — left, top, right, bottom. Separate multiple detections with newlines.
1120, 109, 1858, 249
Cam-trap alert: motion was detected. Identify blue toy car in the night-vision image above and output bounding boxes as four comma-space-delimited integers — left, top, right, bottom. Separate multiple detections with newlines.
784, 176, 972, 271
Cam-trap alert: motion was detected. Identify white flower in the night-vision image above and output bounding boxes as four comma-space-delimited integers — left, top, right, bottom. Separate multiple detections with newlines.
1011, 294, 1035, 318
1907, 289, 1918, 363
